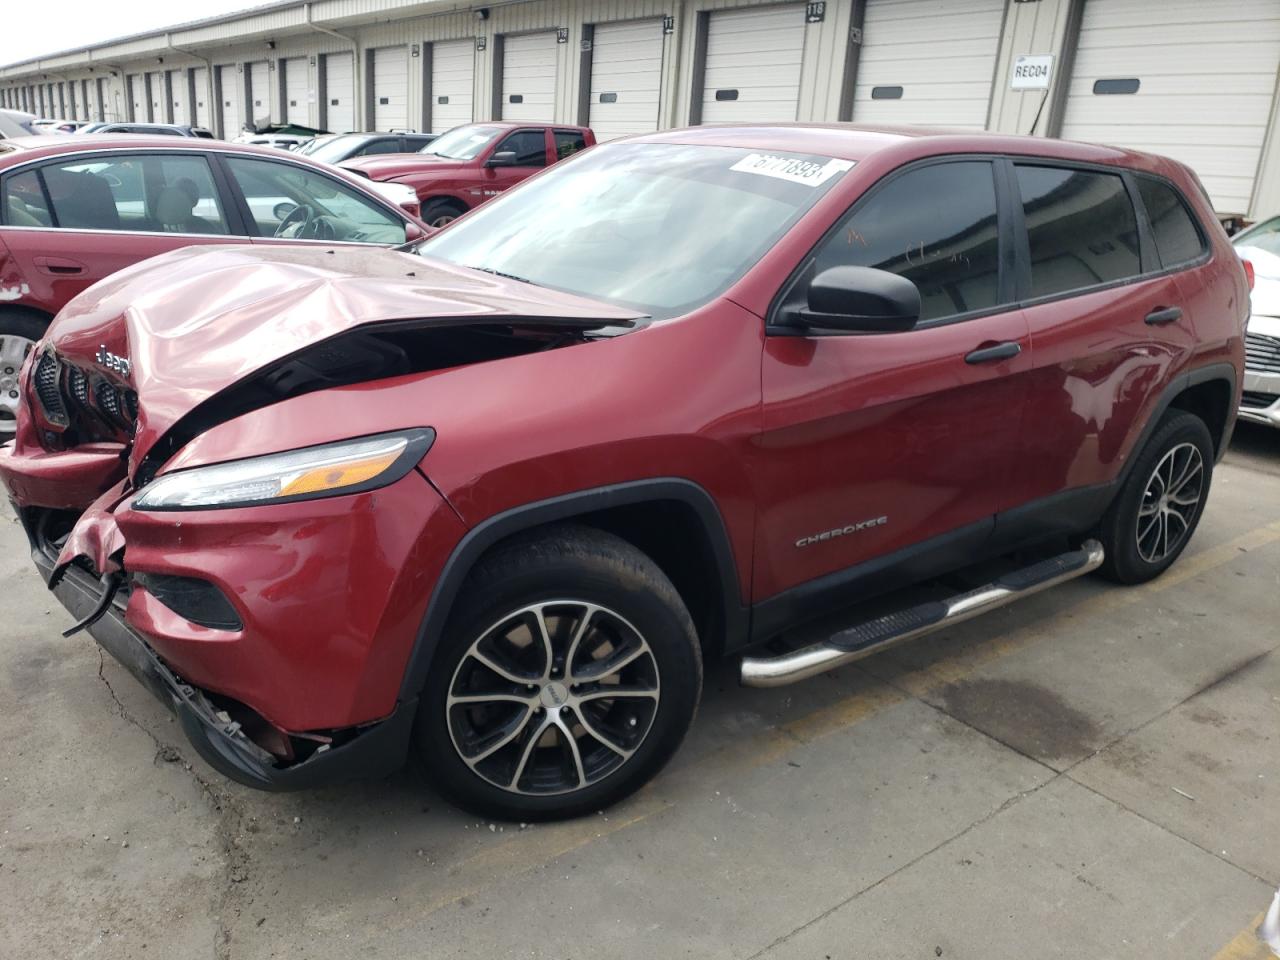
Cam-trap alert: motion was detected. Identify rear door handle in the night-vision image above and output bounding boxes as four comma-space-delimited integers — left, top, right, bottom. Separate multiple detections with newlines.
33, 256, 86, 276
1144, 306, 1182, 326
964, 341, 1022, 364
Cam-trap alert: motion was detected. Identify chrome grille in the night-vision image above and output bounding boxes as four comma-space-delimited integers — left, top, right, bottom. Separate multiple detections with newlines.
1245, 332, 1280, 374
33, 352, 68, 426
1241, 390, 1279, 409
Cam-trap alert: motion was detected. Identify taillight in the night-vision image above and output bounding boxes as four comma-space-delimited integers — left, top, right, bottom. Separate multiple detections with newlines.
1242, 257, 1255, 291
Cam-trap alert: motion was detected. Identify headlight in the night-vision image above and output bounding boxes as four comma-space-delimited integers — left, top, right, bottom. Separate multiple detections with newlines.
133, 429, 434, 511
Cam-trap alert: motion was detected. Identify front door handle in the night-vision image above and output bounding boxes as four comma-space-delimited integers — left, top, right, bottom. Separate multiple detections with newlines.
1144, 306, 1182, 326
964, 341, 1022, 364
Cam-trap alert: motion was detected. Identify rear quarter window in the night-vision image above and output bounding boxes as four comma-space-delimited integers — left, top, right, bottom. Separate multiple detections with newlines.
1136, 176, 1206, 268
1015, 165, 1141, 300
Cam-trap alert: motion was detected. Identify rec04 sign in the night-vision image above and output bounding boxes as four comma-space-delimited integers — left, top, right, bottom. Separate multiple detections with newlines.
1011, 54, 1054, 90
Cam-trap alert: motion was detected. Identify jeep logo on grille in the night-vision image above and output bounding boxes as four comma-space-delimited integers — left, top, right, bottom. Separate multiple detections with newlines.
95, 345, 131, 379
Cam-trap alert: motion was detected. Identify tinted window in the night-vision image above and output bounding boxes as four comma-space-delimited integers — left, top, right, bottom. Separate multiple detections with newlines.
1016, 165, 1140, 299
1137, 177, 1204, 268
223, 156, 405, 244
39, 154, 228, 234
813, 161, 1001, 323
359, 138, 404, 156
3, 170, 53, 227
496, 130, 547, 166
554, 130, 587, 160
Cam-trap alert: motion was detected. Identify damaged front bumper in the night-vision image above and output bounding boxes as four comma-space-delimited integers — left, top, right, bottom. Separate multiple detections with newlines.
28, 531, 416, 791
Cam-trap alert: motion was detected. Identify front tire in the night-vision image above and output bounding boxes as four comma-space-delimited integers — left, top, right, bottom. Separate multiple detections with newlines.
420, 198, 467, 228
1096, 409, 1214, 584
414, 525, 702, 821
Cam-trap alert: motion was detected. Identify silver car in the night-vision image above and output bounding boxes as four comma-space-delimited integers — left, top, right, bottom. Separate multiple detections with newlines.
1233, 217, 1280, 428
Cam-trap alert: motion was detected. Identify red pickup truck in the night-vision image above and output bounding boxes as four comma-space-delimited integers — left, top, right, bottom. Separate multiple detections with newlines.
341, 122, 595, 227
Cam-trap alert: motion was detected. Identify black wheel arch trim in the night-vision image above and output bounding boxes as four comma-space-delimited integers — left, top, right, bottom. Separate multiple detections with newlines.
1122, 361, 1238, 477
396, 477, 749, 703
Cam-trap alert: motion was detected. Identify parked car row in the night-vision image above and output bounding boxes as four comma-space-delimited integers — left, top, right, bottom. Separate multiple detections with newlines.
0, 121, 1254, 820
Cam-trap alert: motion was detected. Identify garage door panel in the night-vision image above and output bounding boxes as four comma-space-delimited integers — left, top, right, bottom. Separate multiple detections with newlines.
218, 65, 241, 135
284, 58, 308, 125
701, 6, 805, 124
852, 0, 1003, 129
325, 53, 355, 133
431, 39, 474, 133
373, 47, 409, 131
1060, 0, 1280, 215
589, 19, 663, 140
502, 32, 557, 122
193, 68, 210, 128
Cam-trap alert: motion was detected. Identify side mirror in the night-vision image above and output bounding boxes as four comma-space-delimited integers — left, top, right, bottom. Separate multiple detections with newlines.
485, 150, 519, 168
790, 265, 920, 333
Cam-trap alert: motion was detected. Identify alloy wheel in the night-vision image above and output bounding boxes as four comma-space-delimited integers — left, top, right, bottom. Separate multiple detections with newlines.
446, 601, 661, 796
1136, 441, 1204, 564
0, 333, 35, 441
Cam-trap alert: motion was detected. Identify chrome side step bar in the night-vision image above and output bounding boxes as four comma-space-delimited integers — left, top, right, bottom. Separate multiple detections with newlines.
740, 540, 1105, 688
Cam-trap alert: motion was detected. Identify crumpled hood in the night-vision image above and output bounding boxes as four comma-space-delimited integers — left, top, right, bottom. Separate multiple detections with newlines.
45, 243, 644, 475
340, 153, 465, 180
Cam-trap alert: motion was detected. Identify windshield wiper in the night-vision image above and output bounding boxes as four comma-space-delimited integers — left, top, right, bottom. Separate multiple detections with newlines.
471, 266, 536, 285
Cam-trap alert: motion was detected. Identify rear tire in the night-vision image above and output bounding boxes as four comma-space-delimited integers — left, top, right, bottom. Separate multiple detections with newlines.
1096, 410, 1214, 584
420, 198, 467, 228
414, 525, 702, 821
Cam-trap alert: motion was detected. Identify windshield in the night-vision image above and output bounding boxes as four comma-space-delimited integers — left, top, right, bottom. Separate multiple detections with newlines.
418, 142, 853, 319
298, 134, 364, 163
423, 125, 503, 160
1235, 216, 1280, 257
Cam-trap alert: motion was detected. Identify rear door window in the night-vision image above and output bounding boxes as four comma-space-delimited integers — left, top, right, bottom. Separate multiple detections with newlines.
553, 130, 587, 161
1136, 176, 1205, 268
22, 154, 229, 234
1015, 165, 1141, 299
812, 160, 1002, 323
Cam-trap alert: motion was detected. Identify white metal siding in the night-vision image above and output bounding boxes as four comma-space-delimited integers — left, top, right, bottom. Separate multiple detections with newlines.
1060, 0, 1280, 215
129, 74, 145, 121
284, 57, 308, 124
248, 61, 270, 124
170, 69, 189, 125
589, 18, 665, 140
502, 32, 558, 121
852, 0, 1004, 129
430, 38, 474, 133
218, 65, 241, 136
192, 67, 210, 128
373, 46, 410, 130
701, 5, 806, 123
324, 52, 356, 132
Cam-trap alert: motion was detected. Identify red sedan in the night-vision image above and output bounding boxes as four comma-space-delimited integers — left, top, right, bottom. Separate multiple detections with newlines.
0, 135, 426, 439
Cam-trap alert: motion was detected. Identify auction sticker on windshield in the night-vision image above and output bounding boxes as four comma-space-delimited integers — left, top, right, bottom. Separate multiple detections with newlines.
729, 153, 854, 187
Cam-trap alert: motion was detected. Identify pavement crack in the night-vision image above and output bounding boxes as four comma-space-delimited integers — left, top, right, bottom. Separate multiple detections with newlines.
95, 650, 251, 960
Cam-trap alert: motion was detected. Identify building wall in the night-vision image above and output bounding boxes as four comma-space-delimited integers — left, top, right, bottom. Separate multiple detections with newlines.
3, 0, 1279, 218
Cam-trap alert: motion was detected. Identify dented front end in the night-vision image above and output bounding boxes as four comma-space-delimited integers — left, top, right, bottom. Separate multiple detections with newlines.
1, 243, 639, 789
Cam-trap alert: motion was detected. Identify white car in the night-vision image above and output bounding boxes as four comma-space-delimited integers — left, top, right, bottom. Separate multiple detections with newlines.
1233, 217, 1280, 428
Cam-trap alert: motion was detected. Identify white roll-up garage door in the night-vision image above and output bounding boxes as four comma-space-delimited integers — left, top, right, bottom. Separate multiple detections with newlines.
170, 69, 189, 125
148, 71, 166, 122
501, 32, 558, 121
248, 61, 270, 126
852, 0, 1004, 128
700, 5, 805, 123
1060, 0, 1280, 216
192, 68, 210, 129
324, 52, 355, 133
430, 39, 474, 133
128, 75, 145, 121
283, 58, 308, 125
589, 19, 665, 140
373, 46, 409, 130
218, 65, 242, 137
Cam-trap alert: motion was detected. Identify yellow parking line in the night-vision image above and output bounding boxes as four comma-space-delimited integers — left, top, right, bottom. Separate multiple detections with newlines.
412, 521, 1280, 918
1210, 914, 1271, 960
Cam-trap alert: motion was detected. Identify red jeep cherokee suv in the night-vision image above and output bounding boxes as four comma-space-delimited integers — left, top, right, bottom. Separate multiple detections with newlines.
340, 121, 595, 227
0, 125, 1246, 820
